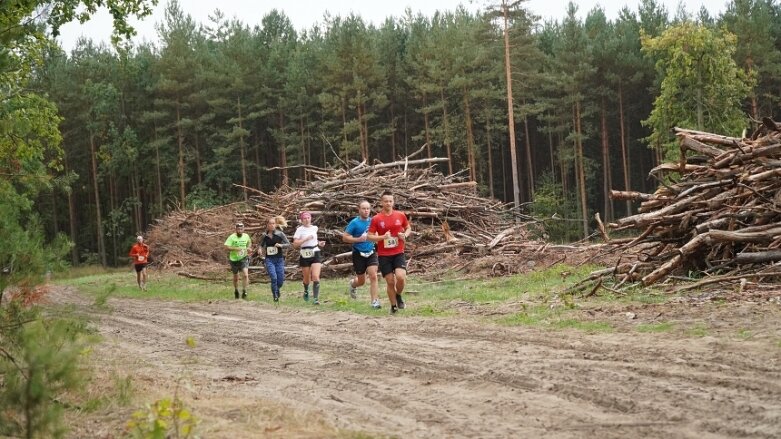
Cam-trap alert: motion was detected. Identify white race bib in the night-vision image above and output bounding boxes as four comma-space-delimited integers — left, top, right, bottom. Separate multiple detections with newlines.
384, 237, 398, 248
137, 255, 145, 262
300, 248, 315, 258
266, 246, 279, 256
359, 250, 374, 258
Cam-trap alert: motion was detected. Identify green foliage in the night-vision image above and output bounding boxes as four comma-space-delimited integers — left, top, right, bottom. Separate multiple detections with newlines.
185, 185, 228, 210
0, 301, 92, 438
641, 21, 753, 155
125, 397, 198, 439
0, 182, 72, 298
529, 172, 581, 242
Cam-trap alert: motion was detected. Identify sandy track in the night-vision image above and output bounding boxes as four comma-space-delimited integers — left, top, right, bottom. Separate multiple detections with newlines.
53, 287, 780, 438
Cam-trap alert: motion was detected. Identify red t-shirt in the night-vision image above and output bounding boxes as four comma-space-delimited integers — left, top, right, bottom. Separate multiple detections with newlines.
369, 211, 409, 256
129, 243, 150, 265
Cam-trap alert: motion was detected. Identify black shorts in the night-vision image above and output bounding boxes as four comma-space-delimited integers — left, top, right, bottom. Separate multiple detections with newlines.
134, 263, 147, 273
352, 250, 378, 275
378, 253, 406, 277
230, 258, 249, 274
299, 249, 322, 267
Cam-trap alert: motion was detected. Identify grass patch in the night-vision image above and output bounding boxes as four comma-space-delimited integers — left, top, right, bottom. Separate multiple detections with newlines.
113, 373, 134, 406
53, 265, 127, 280
553, 319, 613, 333
498, 305, 550, 326
58, 271, 231, 302
406, 263, 600, 305
497, 304, 612, 333
56, 263, 598, 314
636, 322, 675, 333
55, 263, 657, 335
687, 323, 709, 338
737, 328, 752, 340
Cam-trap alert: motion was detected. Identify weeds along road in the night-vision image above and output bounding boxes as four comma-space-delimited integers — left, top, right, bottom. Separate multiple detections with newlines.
54, 286, 780, 438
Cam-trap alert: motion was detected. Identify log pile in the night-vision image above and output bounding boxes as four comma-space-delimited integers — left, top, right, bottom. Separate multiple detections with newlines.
584, 118, 781, 292
147, 148, 584, 281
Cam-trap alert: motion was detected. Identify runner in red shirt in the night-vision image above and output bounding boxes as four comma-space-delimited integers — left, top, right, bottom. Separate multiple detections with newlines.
128, 235, 150, 291
368, 191, 412, 314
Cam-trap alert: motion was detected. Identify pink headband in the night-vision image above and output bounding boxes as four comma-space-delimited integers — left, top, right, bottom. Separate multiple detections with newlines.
299, 212, 311, 220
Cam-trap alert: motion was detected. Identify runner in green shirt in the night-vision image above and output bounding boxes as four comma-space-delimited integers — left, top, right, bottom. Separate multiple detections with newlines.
224, 222, 252, 299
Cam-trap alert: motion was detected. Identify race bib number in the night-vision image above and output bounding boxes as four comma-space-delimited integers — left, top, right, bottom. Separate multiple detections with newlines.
300, 248, 315, 258
384, 237, 398, 248
359, 250, 374, 258
266, 246, 279, 256
137, 255, 145, 262
238, 248, 247, 258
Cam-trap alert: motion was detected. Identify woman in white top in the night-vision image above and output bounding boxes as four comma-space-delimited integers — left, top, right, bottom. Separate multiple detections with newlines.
292, 211, 326, 304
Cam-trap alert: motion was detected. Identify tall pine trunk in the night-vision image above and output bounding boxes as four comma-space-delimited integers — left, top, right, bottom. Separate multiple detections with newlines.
502, 3, 521, 212
547, 118, 555, 181
175, 99, 186, 207
463, 89, 476, 182
153, 121, 163, 215
600, 98, 613, 221
523, 105, 534, 199
390, 104, 397, 161
574, 100, 588, 238
237, 97, 247, 201
485, 114, 494, 199
194, 132, 202, 185
278, 111, 288, 186
131, 171, 140, 234
89, 133, 106, 266
618, 82, 631, 216
423, 92, 432, 159
254, 137, 262, 187
109, 174, 117, 265
362, 103, 370, 161
65, 157, 79, 265
440, 88, 453, 175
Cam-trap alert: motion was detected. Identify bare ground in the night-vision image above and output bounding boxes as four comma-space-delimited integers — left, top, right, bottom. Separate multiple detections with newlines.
50, 286, 781, 439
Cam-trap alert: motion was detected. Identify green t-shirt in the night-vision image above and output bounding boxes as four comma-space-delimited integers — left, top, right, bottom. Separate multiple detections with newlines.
224, 233, 252, 262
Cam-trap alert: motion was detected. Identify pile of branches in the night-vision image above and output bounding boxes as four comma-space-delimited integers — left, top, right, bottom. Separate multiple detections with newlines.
147, 147, 584, 281
580, 118, 781, 294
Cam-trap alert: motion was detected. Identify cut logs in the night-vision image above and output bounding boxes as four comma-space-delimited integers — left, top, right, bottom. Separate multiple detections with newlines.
585, 119, 781, 292
146, 152, 583, 282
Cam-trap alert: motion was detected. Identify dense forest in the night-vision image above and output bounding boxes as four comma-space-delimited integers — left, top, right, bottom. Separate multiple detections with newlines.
9, 0, 781, 267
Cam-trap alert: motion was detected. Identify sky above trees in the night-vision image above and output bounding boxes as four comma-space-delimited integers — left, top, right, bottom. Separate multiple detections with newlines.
56, 0, 728, 52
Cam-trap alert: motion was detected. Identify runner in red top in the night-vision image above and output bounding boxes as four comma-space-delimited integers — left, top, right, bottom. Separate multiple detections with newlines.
368, 191, 412, 314
128, 235, 150, 291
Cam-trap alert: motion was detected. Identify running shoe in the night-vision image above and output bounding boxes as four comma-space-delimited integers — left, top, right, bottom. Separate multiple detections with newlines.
273, 296, 279, 302
348, 279, 358, 299
234, 290, 240, 299
313, 298, 320, 305
241, 290, 248, 299
303, 291, 309, 301
390, 305, 398, 314
396, 294, 405, 309
371, 299, 381, 309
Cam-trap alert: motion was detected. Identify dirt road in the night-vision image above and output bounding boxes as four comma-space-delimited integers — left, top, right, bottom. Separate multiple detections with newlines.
54, 286, 780, 438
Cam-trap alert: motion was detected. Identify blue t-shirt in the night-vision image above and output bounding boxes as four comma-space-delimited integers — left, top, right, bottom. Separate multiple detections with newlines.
345, 216, 375, 253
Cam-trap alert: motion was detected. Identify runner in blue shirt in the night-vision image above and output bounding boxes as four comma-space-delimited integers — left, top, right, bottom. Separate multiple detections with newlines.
342, 200, 380, 309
